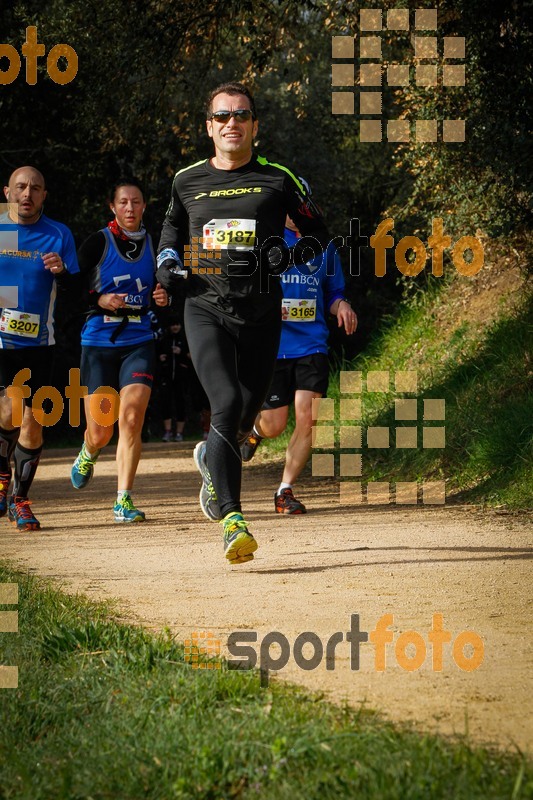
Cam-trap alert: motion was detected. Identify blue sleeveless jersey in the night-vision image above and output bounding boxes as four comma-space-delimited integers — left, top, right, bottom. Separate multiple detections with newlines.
81, 228, 156, 347
0, 213, 79, 349
277, 228, 345, 358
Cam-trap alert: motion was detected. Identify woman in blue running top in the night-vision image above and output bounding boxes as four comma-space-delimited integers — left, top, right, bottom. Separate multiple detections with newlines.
71, 178, 168, 522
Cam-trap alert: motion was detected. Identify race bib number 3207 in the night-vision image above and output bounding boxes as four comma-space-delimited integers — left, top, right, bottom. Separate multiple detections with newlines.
0, 309, 40, 338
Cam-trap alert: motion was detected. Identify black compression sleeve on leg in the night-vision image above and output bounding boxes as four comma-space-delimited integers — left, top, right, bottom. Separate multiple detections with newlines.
207, 426, 242, 518
13, 444, 42, 499
0, 426, 20, 482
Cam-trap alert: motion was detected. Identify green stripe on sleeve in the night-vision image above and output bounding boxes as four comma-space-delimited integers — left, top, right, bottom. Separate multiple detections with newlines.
256, 156, 305, 194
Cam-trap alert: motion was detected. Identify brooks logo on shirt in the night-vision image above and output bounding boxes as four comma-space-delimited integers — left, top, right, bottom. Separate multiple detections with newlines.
206, 188, 262, 198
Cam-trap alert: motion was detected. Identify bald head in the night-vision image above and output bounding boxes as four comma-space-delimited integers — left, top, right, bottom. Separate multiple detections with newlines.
8, 166, 46, 188
4, 166, 47, 224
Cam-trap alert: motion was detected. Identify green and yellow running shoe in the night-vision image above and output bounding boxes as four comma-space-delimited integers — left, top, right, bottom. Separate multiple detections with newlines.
113, 494, 146, 523
221, 512, 257, 564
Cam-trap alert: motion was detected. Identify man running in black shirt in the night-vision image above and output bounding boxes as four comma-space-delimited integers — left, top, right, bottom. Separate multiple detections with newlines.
157, 81, 331, 565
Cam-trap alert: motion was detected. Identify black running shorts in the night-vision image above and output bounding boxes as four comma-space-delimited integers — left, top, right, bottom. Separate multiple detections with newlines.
263, 353, 329, 409
80, 341, 156, 394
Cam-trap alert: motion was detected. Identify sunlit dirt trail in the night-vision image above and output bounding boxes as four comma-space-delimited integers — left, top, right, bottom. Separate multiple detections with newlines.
2, 443, 531, 753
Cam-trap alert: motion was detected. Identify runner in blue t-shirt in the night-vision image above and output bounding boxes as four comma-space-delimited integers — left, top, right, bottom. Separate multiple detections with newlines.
241, 178, 357, 514
0, 166, 79, 531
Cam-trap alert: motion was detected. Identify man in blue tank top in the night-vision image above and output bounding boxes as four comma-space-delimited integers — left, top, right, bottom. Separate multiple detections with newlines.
0, 166, 79, 531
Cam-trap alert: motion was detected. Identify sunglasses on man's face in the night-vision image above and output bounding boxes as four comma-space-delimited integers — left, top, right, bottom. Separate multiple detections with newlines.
210, 109, 254, 124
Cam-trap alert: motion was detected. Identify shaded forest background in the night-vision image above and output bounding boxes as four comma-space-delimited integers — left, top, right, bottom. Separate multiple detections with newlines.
1, 0, 531, 442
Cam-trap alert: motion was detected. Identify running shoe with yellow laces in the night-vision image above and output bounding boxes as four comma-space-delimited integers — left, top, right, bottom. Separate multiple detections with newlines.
8, 496, 41, 531
193, 441, 222, 521
275, 488, 307, 515
71, 443, 100, 489
221, 512, 258, 564
0, 475, 10, 518
113, 493, 146, 523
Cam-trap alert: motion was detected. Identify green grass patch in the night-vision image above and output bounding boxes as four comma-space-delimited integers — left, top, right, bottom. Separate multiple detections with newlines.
260, 272, 531, 509
342, 283, 532, 508
0, 565, 531, 799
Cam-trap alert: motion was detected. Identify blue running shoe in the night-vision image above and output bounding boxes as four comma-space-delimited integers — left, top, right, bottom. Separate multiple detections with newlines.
113, 494, 146, 523
0, 475, 10, 518
193, 441, 222, 521
221, 512, 257, 564
8, 496, 40, 531
71, 443, 100, 489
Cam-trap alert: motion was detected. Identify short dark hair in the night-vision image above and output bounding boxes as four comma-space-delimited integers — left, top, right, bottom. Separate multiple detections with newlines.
110, 177, 145, 203
206, 82, 256, 120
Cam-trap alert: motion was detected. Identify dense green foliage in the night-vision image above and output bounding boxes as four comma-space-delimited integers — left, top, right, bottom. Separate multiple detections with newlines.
2, 0, 530, 326
1, 1, 530, 240
1, 565, 531, 799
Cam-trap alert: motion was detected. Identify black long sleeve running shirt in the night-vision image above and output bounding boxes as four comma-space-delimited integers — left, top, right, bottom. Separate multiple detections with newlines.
158, 154, 331, 324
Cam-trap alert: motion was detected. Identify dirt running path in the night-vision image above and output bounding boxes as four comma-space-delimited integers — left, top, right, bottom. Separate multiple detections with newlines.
2, 444, 531, 753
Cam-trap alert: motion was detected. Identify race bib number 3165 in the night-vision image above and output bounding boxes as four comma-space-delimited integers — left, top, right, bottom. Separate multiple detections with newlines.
282, 298, 317, 322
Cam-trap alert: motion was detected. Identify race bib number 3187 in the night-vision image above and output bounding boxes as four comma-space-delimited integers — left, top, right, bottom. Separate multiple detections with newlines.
204, 218, 256, 250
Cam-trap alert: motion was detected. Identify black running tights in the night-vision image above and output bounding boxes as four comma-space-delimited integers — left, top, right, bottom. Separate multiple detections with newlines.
184, 300, 281, 518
